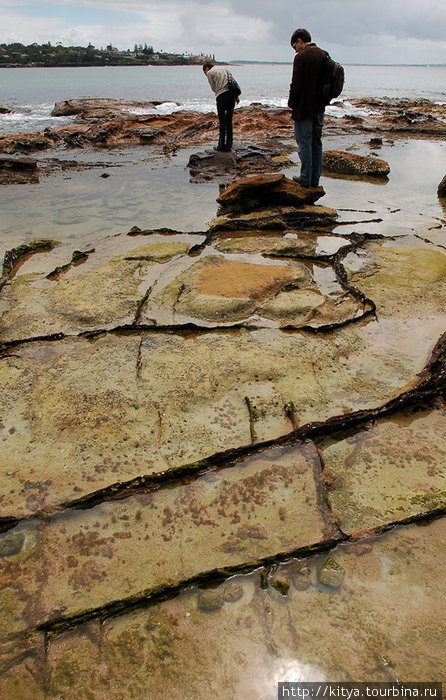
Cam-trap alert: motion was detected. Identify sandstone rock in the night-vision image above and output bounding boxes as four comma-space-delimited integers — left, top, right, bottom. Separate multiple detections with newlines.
51, 97, 164, 118
0, 442, 330, 634
2, 239, 59, 279
140, 127, 165, 143
293, 564, 312, 590
323, 150, 390, 178
187, 144, 293, 183
0, 133, 51, 154
437, 175, 446, 198
318, 557, 345, 588
209, 204, 337, 233
321, 407, 446, 532
0, 154, 38, 172
187, 148, 237, 182
217, 173, 325, 215
197, 588, 225, 612
224, 581, 244, 602
0, 532, 25, 558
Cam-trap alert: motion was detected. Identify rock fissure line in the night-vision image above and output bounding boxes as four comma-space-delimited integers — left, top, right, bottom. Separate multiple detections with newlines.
134, 285, 153, 324
1, 332, 444, 530
0, 229, 388, 356
413, 232, 446, 252
4, 508, 445, 649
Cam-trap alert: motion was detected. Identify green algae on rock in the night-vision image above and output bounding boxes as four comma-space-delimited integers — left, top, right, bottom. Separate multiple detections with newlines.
0, 239, 190, 341
1, 239, 60, 280
347, 243, 446, 320
318, 556, 345, 588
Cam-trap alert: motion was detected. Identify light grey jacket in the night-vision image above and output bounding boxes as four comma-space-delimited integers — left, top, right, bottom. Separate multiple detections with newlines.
206, 66, 230, 97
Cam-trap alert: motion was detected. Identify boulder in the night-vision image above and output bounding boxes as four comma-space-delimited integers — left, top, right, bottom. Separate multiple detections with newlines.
0, 104, 12, 114
437, 175, 446, 198
323, 150, 390, 178
217, 173, 325, 214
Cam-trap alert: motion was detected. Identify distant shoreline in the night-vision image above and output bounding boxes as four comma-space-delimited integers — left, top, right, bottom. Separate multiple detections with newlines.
0, 62, 217, 69
1, 62, 445, 68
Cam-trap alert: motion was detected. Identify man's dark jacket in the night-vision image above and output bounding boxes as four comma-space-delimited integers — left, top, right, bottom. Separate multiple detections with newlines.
288, 43, 327, 120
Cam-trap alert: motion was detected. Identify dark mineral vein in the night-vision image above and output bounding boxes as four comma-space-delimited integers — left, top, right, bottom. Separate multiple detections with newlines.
1, 331, 445, 529
3, 508, 445, 647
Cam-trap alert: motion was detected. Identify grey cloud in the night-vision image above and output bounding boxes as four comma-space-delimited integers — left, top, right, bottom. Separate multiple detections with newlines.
206, 0, 446, 46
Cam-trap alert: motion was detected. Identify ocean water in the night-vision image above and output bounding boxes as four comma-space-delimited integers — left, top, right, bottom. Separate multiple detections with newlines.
0, 63, 446, 135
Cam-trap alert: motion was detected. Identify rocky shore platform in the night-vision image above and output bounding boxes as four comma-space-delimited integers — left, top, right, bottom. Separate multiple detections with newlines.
0, 97, 445, 695
0, 95, 445, 158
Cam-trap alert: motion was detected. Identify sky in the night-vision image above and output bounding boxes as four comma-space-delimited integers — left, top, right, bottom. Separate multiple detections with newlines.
1, 0, 446, 64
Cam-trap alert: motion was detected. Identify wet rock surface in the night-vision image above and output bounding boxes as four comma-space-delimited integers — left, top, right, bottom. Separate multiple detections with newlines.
187, 144, 293, 183
0, 99, 446, 692
323, 150, 390, 178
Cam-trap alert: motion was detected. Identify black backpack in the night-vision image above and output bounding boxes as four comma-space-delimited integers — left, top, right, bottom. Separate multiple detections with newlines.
320, 53, 345, 105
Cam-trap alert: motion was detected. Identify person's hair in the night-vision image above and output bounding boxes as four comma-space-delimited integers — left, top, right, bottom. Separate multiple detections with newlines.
202, 61, 214, 72
290, 28, 311, 46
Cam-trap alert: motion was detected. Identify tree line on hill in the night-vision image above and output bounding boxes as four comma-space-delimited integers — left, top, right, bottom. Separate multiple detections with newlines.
0, 42, 216, 67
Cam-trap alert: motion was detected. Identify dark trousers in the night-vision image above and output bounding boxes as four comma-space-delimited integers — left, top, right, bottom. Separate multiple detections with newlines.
216, 90, 236, 150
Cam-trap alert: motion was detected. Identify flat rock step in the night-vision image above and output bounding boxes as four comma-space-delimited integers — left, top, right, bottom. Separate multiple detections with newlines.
0, 155, 38, 171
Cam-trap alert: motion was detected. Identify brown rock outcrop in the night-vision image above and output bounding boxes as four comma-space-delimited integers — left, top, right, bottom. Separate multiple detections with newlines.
187, 145, 293, 183
323, 150, 390, 178
0, 154, 38, 171
209, 204, 337, 233
0, 104, 12, 114
51, 97, 167, 117
217, 173, 324, 214
438, 175, 446, 198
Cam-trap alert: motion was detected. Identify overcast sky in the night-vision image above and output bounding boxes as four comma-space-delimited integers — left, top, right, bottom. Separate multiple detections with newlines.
1, 0, 446, 64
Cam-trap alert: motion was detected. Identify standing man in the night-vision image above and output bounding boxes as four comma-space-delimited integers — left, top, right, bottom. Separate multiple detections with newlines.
203, 61, 238, 152
288, 28, 327, 188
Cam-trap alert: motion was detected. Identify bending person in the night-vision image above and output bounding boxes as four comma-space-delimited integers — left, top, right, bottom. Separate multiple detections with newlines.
203, 61, 237, 152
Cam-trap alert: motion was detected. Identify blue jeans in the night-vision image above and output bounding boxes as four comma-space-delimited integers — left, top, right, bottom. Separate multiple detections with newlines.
293, 111, 325, 186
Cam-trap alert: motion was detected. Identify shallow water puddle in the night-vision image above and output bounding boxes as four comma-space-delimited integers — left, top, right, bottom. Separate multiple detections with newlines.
0, 442, 332, 638
1, 517, 444, 695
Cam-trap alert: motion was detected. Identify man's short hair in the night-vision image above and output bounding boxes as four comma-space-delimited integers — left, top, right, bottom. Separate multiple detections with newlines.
290, 28, 312, 46
202, 61, 214, 72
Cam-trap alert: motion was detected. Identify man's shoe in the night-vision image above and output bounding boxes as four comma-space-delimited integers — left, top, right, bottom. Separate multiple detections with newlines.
292, 176, 309, 187
213, 146, 225, 151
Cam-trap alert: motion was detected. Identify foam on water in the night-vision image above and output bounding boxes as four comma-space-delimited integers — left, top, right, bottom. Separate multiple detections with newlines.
0, 102, 72, 134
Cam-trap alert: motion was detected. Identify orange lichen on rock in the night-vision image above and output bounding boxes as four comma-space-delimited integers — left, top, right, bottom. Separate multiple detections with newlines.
195, 260, 294, 299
